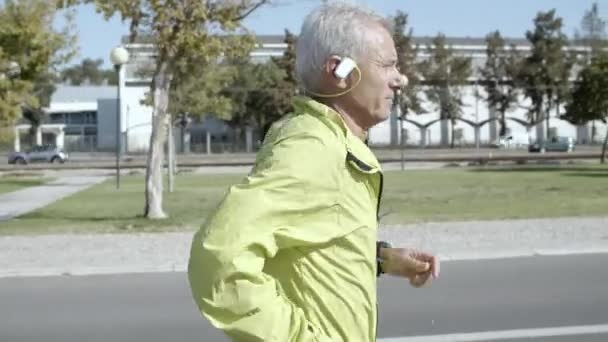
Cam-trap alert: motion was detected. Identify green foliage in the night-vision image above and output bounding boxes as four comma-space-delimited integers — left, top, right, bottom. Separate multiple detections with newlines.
222, 29, 297, 138
480, 31, 522, 136
58, 1, 269, 118
168, 61, 236, 121
575, 2, 607, 55
58, 0, 270, 218
272, 29, 298, 86
421, 34, 472, 119
226, 59, 291, 133
391, 10, 424, 114
420, 34, 471, 147
61, 58, 118, 85
518, 10, 574, 131
0, 0, 77, 127
563, 53, 608, 125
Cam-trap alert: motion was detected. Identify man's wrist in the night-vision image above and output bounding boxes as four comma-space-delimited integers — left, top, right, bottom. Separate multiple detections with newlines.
376, 241, 392, 277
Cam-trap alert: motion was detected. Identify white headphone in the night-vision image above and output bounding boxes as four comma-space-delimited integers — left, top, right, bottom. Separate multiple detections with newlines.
305, 56, 361, 98
333, 57, 357, 79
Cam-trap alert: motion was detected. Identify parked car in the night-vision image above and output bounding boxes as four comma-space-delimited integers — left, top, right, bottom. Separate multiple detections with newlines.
492, 133, 530, 149
8, 145, 69, 165
528, 136, 575, 153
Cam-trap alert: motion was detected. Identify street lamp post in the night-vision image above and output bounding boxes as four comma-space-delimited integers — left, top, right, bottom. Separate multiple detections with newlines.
110, 46, 130, 190
2, 61, 21, 152
396, 74, 408, 171
393, 90, 404, 171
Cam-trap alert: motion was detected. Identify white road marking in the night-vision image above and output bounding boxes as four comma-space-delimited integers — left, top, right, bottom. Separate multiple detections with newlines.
378, 324, 608, 341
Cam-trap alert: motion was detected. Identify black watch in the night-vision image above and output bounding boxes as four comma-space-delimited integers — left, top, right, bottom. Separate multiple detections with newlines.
376, 241, 392, 277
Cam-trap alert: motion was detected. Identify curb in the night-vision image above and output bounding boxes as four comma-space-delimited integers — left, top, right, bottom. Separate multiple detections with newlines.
2, 247, 607, 279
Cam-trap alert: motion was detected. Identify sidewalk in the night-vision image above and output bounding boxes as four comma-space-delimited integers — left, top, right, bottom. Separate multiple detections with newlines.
0, 176, 106, 221
1, 216, 607, 278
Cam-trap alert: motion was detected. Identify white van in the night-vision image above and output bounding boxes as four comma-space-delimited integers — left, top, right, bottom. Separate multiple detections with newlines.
493, 133, 531, 149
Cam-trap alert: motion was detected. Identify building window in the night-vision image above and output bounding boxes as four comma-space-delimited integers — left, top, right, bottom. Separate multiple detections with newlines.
85, 111, 97, 124
69, 112, 85, 124
49, 113, 66, 124
64, 126, 82, 135
84, 127, 97, 135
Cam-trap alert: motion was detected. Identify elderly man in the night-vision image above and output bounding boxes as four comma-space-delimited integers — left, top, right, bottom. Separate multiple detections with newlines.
188, 3, 439, 341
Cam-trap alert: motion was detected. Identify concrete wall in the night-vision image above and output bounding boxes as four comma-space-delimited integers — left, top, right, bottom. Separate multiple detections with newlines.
97, 98, 118, 150
368, 85, 602, 147
122, 86, 153, 153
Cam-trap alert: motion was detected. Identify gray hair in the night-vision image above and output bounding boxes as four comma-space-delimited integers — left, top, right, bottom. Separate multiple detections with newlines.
295, 1, 390, 92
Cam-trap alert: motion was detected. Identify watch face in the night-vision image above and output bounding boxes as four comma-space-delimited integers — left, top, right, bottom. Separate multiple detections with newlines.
378, 241, 392, 249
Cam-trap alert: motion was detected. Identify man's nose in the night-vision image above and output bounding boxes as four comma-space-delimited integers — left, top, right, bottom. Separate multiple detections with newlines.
390, 74, 408, 92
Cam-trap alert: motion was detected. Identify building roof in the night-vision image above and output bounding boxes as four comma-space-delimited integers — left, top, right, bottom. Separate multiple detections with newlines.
123, 34, 534, 47
254, 34, 533, 47
51, 85, 117, 103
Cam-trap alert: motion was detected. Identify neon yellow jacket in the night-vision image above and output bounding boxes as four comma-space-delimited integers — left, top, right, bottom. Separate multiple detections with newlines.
188, 96, 383, 342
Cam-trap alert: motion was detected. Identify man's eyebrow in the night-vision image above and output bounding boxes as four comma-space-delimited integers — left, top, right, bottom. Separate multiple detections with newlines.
385, 58, 398, 65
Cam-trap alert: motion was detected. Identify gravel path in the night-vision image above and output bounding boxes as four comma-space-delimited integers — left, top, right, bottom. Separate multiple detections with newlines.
1, 216, 606, 278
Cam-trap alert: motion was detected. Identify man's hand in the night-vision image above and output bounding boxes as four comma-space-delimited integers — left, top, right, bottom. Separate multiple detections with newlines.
379, 247, 440, 288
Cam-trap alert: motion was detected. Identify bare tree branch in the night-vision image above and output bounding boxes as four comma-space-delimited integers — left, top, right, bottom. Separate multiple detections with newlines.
234, 0, 270, 21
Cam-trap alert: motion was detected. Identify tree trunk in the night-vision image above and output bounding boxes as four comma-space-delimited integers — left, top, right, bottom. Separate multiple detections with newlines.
450, 118, 455, 149
601, 125, 608, 164
545, 106, 551, 141
144, 61, 171, 219
499, 111, 507, 137
168, 124, 175, 193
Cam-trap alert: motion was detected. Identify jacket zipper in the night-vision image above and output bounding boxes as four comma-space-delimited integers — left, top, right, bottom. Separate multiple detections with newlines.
346, 151, 384, 342
375, 171, 383, 342
376, 172, 384, 222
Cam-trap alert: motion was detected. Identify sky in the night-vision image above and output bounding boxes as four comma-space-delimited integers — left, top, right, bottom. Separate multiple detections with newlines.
51, 0, 608, 68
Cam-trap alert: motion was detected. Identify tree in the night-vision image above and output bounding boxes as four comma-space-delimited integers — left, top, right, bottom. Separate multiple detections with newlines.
0, 57, 35, 128
272, 29, 297, 89
563, 53, 608, 163
223, 29, 296, 145
420, 34, 472, 148
575, 2, 607, 143
479, 31, 522, 137
391, 10, 424, 115
61, 58, 118, 85
518, 10, 574, 141
266, 29, 298, 133
575, 2, 607, 55
0, 0, 77, 128
59, 0, 270, 219
169, 67, 235, 120
227, 60, 290, 136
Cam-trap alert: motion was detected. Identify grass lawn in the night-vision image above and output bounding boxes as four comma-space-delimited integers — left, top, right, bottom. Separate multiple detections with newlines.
0, 165, 607, 235
0, 174, 50, 195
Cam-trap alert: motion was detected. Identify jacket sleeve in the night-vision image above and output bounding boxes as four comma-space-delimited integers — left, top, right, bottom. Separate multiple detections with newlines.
188, 132, 343, 342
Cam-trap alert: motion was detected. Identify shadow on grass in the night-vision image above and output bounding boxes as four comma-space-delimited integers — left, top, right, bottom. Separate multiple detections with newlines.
470, 166, 608, 173
563, 172, 608, 178
0, 179, 46, 187
19, 211, 197, 224
19, 212, 148, 222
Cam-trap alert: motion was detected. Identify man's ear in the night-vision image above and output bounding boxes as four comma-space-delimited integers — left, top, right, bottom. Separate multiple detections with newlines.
323, 56, 349, 89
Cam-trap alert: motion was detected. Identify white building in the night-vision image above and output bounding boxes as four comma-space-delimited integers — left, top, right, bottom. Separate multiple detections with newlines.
14, 85, 117, 152
14, 35, 606, 153
119, 34, 605, 150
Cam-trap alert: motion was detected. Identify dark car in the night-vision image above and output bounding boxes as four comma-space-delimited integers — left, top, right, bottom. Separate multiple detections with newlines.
8, 145, 69, 165
528, 136, 575, 153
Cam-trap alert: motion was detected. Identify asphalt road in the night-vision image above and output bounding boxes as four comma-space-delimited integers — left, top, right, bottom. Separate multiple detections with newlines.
1, 254, 607, 342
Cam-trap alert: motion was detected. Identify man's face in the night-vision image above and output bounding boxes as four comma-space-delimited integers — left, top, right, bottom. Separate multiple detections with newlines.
346, 24, 401, 128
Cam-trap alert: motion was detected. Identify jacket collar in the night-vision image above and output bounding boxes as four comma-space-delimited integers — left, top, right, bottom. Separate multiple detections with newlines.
292, 96, 381, 173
